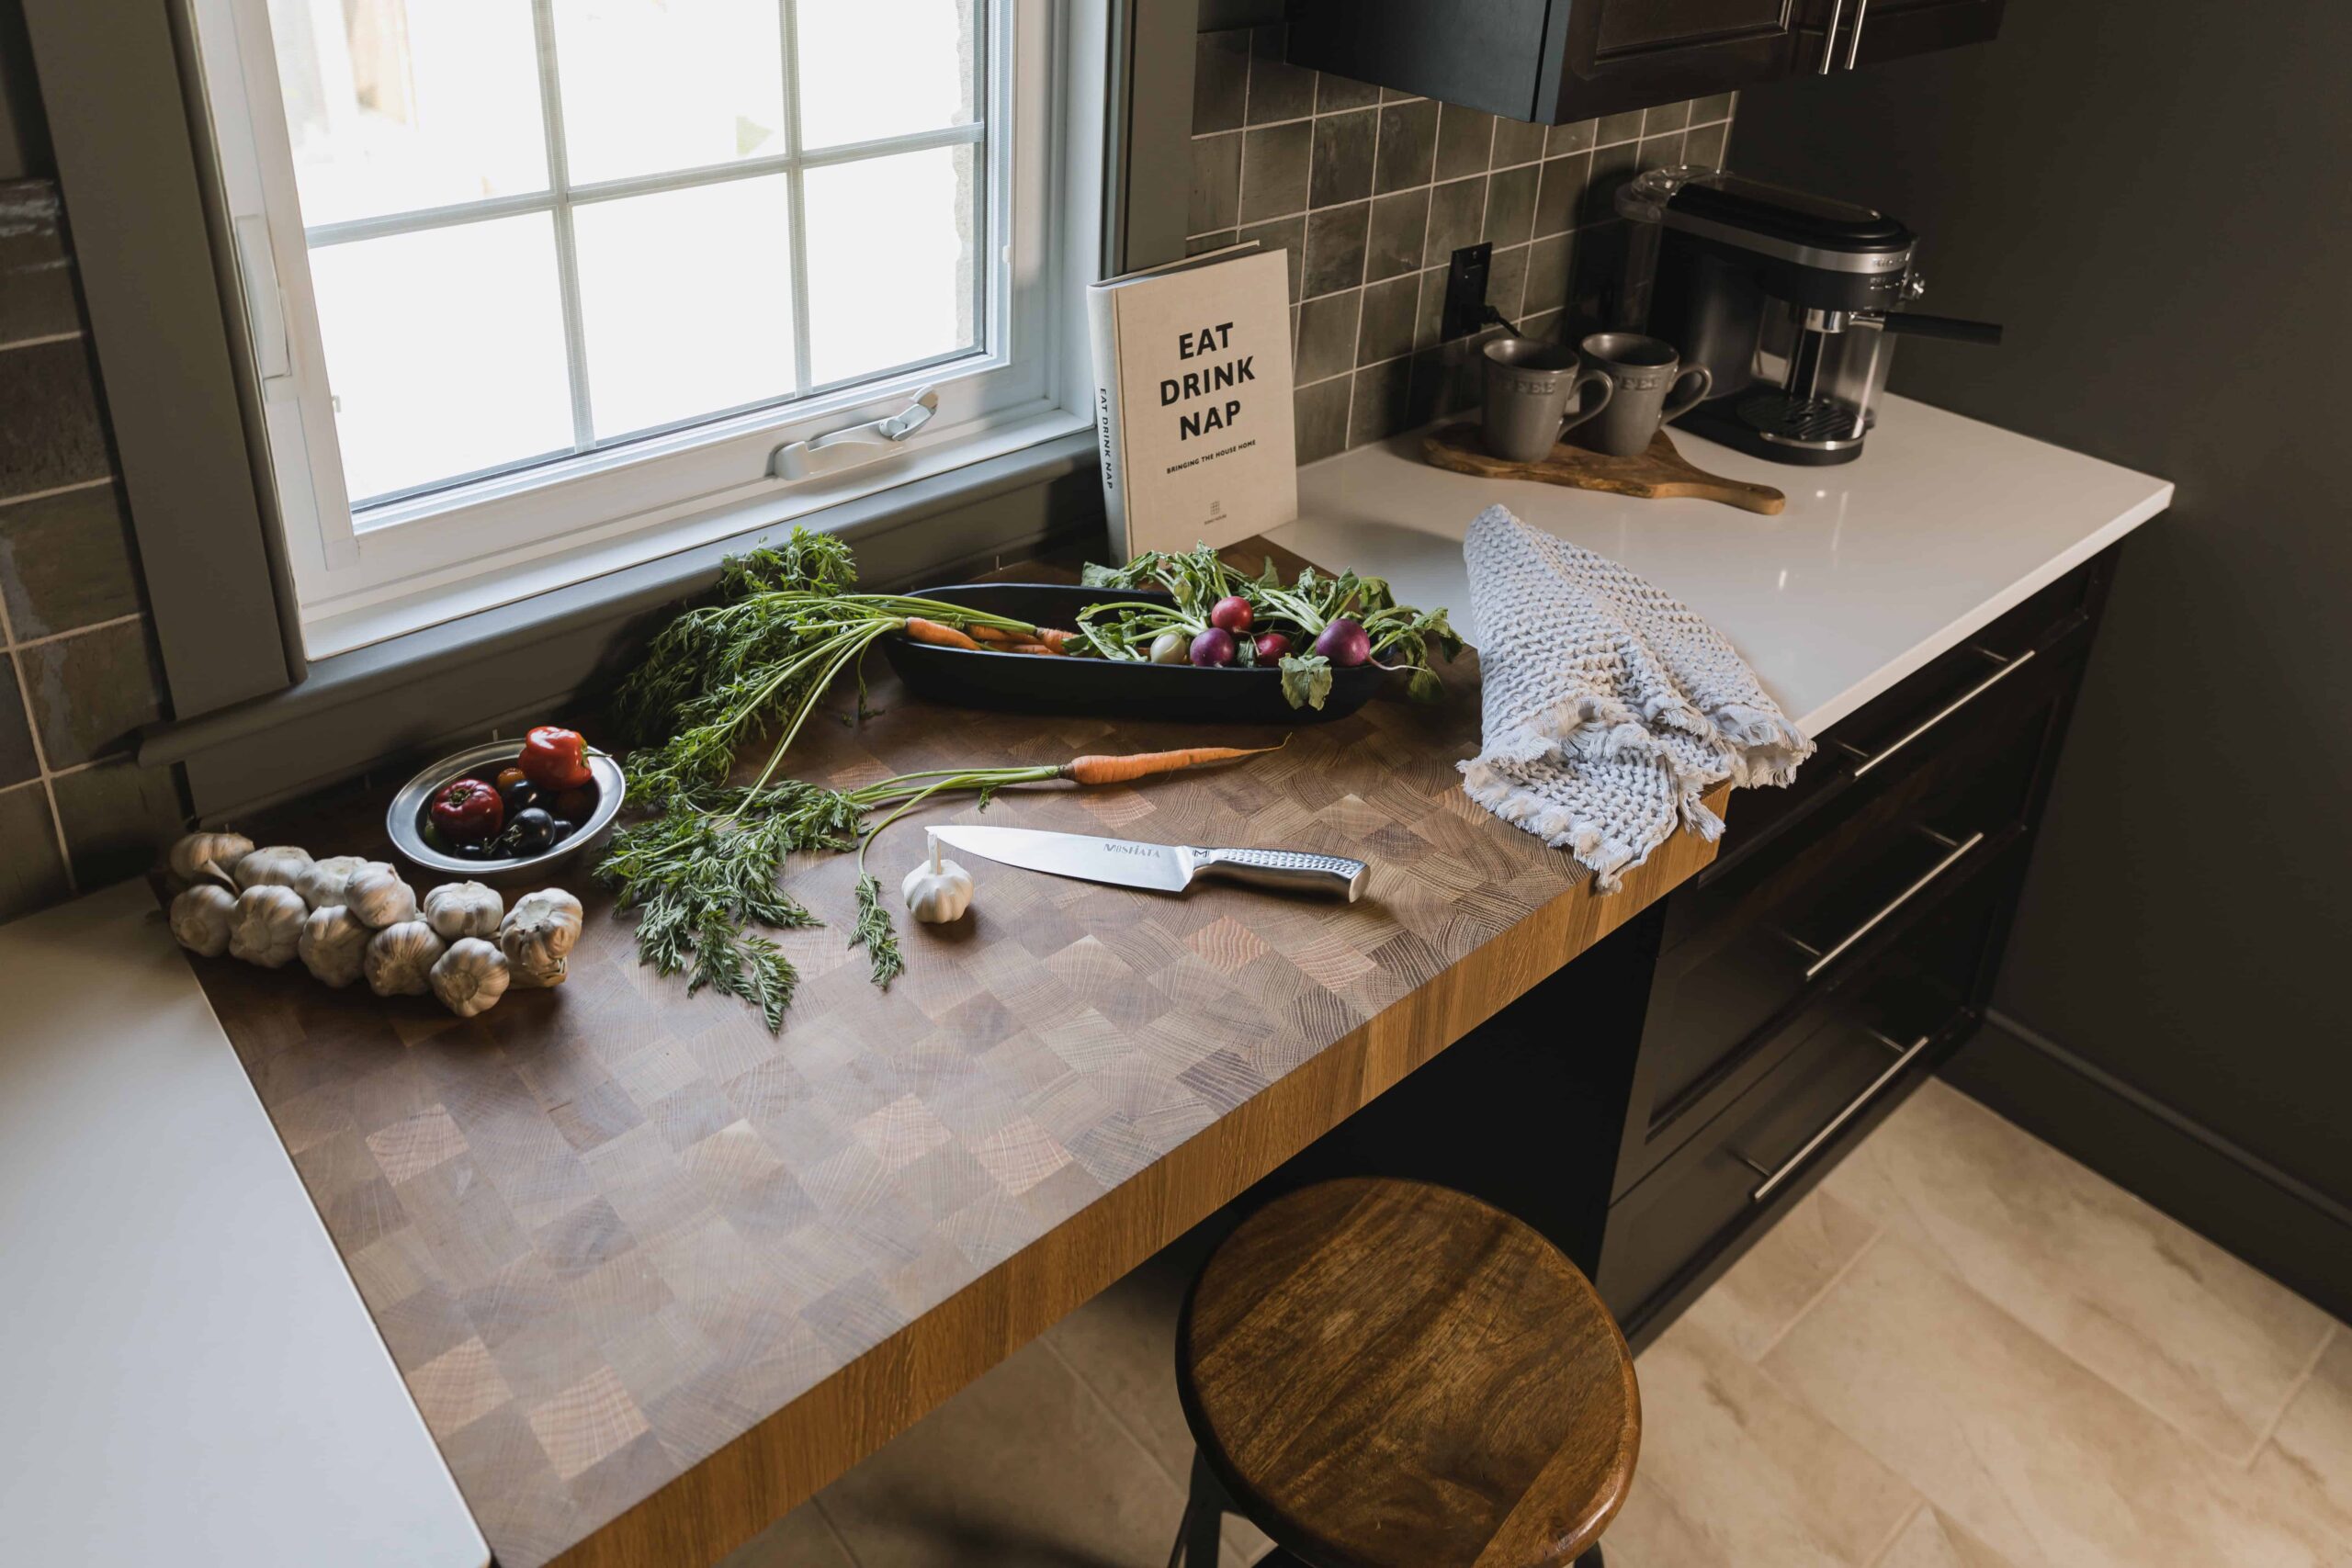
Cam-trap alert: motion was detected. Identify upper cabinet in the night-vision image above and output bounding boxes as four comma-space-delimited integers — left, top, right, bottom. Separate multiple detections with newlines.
1283, 0, 2007, 125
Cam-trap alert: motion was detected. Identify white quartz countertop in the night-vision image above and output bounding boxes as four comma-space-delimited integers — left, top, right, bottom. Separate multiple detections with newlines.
1267, 394, 2173, 735
0, 883, 488, 1568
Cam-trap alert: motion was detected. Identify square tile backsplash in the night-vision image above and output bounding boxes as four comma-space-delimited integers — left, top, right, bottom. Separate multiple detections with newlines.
1, 178, 187, 923
1188, 25, 1734, 465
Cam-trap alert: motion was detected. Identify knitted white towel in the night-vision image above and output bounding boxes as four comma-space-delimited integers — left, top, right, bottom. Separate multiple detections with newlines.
1459, 505, 1813, 889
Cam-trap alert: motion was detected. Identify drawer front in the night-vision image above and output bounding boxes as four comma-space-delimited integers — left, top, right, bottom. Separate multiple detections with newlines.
1625, 670, 2059, 1183
1597, 863, 2009, 1325
1713, 562, 2096, 871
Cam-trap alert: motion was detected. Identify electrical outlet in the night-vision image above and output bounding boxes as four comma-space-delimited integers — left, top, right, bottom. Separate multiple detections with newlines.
1441, 243, 1494, 342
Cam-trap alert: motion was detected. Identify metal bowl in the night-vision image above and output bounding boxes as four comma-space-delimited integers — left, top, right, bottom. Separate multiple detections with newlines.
386, 740, 627, 889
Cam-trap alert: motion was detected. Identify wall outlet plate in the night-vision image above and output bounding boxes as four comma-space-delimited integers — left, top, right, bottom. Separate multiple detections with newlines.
1441, 243, 1495, 342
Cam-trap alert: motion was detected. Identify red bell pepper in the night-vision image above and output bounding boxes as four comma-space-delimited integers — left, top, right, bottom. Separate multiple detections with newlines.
520, 725, 594, 792
431, 777, 504, 843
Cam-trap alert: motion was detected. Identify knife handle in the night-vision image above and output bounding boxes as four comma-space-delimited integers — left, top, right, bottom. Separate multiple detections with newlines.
1195, 847, 1368, 902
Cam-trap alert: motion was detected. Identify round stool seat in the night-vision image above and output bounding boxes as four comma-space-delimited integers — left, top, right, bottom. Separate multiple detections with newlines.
1176, 1179, 1639, 1568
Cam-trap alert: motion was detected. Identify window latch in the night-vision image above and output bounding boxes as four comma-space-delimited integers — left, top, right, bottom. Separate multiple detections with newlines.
770, 387, 940, 482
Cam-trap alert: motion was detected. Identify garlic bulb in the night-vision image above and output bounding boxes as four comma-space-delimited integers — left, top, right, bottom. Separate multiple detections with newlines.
233, 844, 313, 893
345, 863, 419, 929
169, 884, 238, 957
227, 884, 307, 967
168, 830, 254, 889
424, 880, 503, 942
430, 937, 510, 1018
295, 854, 372, 911
901, 837, 975, 923
364, 920, 445, 998
498, 887, 583, 988
299, 905, 370, 988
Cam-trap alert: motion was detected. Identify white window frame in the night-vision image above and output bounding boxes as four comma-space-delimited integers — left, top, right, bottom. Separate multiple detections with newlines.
187, 0, 1102, 657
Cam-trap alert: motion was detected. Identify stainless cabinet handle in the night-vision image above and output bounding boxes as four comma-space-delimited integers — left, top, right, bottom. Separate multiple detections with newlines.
1818, 0, 1848, 73
1851, 647, 2036, 778
1843, 0, 1871, 67
1740, 1030, 1928, 1201
1802, 829, 1984, 979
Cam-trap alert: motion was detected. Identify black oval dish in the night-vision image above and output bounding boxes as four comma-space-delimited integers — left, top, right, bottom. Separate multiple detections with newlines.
878, 583, 1382, 724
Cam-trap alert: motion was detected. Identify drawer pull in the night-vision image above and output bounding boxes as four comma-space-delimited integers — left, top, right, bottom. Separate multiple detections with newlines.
1818, 0, 1847, 72
1800, 829, 1984, 979
1738, 1031, 1928, 1201
1851, 647, 2037, 778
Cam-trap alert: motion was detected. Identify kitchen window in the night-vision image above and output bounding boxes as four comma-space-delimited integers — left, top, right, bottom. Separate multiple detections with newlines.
188, 0, 1097, 656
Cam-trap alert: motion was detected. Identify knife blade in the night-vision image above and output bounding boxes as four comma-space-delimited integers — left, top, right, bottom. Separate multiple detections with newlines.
928, 826, 1367, 902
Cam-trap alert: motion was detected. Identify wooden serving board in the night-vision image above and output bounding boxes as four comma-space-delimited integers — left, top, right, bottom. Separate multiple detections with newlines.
1424, 421, 1786, 514
164, 539, 1727, 1568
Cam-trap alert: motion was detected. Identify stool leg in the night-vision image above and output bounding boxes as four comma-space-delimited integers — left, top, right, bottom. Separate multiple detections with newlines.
1170, 1451, 1228, 1568
1576, 1547, 1606, 1567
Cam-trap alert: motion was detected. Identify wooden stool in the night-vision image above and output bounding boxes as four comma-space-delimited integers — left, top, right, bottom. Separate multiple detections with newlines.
1170, 1179, 1640, 1568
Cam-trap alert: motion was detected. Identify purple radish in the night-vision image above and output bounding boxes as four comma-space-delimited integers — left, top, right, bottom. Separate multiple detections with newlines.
1312, 617, 1370, 667
1252, 630, 1293, 661
1188, 627, 1238, 666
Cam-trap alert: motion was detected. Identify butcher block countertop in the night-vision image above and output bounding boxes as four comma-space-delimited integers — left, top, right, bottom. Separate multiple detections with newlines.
175, 540, 1724, 1568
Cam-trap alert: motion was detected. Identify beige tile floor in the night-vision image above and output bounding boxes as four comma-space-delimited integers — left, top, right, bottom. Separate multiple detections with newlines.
727, 1080, 2351, 1568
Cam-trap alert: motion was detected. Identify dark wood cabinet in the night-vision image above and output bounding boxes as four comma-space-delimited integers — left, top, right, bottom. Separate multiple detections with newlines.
1267, 546, 2114, 1349
1284, 0, 2006, 125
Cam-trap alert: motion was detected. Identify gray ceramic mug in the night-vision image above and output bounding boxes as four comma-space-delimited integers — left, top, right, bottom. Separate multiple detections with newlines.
1481, 337, 1614, 463
1576, 332, 1713, 457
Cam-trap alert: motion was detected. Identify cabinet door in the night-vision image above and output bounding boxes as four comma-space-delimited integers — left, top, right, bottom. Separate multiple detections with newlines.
1800, 0, 2008, 73
1542, 0, 1811, 120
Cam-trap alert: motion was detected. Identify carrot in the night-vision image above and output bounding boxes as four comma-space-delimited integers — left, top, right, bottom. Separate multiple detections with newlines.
901, 616, 982, 650
1032, 626, 1080, 652
999, 640, 1060, 656
967, 624, 1024, 644
1058, 742, 1283, 784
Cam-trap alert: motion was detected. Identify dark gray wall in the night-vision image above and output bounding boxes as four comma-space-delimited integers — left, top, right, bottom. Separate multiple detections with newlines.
0, 0, 48, 179
1736, 7, 2351, 1218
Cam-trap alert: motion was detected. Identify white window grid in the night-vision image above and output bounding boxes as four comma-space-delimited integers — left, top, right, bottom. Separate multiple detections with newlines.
300, 0, 993, 511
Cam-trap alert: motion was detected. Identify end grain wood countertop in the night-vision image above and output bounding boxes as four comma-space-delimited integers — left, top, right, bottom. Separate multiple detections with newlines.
174, 540, 1724, 1568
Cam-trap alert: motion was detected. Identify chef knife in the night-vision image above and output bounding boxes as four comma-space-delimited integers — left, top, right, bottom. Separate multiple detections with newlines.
928, 825, 1367, 902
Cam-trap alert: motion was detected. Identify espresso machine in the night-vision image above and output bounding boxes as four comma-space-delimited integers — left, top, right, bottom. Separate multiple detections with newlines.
1615, 168, 2000, 465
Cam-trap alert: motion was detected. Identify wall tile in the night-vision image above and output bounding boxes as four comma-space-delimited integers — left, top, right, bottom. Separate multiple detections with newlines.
0, 337, 112, 499
1347, 357, 1412, 446
1412, 268, 1446, 351
1549, 118, 1598, 156
1524, 232, 1574, 317
1491, 117, 1548, 170
0, 783, 72, 922
1685, 120, 1730, 169
1690, 93, 1736, 125
1193, 30, 1250, 137
1644, 99, 1692, 135
1486, 164, 1541, 249
1356, 275, 1418, 367
0, 481, 141, 638
1489, 244, 1530, 322
1302, 201, 1368, 298
1293, 378, 1350, 464
1295, 293, 1361, 385
0, 655, 37, 786
1237, 215, 1305, 302
1434, 104, 1498, 183
52, 757, 187, 889
1533, 152, 1589, 238
0, 181, 80, 345
22, 618, 167, 769
1188, 133, 1242, 238
1245, 25, 1316, 124
1238, 120, 1311, 223
1373, 100, 1439, 194
1421, 175, 1486, 270
1315, 73, 1379, 115
1639, 130, 1687, 169
1308, 108, 1376, 209
1585, 141, 1639, 226
1364, 189, 1429, 284
1597, 109, 1646, 146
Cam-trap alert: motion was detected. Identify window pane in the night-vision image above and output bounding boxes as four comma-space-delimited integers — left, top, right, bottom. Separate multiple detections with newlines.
266, 0, 548, 227
310, 216, 574, 502
573, 178, 797, 439
804, 147, 977, 387
552, 0, 786, 185
796, 0, 977, 150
